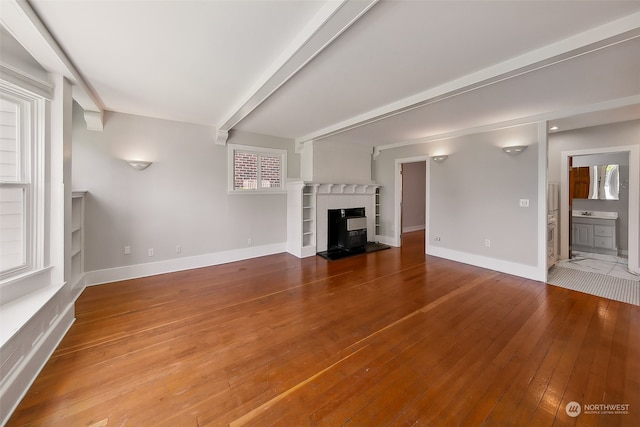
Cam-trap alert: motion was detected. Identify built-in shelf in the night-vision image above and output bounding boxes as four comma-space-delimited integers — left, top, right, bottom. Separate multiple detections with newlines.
287, 182, 319, 257
302, 184, 316, 249
70, 191, 86, 294
375, 187, 381, 235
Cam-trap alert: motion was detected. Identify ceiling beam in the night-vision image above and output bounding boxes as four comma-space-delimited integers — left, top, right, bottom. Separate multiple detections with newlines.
375, 94, 640, 153
214, 0, 378, 145
296, 11, 640, 145
0, 0, 104, 130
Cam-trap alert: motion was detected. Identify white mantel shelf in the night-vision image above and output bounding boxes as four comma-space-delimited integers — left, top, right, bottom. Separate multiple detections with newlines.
314, 182, 380, 195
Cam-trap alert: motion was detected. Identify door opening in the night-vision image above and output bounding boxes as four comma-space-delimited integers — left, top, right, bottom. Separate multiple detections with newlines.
400, 161, 427, 247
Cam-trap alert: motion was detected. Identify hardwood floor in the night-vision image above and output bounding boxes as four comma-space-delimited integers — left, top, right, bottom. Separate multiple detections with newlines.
8, 231, 640, 426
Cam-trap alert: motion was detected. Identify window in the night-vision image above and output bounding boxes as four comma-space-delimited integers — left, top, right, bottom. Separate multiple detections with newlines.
0, 80, 45, 280
228, 144, 286, 193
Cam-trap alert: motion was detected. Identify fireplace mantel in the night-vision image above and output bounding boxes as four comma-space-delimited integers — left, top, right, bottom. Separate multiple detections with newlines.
286, 181, 380, 258
315, 183, 379, 195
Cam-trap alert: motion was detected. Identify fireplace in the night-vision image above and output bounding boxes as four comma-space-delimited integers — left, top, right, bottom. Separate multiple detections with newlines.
328, 208, 367, 252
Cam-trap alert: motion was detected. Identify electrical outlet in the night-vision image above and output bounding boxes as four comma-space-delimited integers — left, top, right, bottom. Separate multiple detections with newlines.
148, 248, 154, 257
247, 238, 252, 245
124, 245, 131, 255
519, 199, 530, 208
434, 236, 441, 241
485, 239, 491, 247
176, 245, 182, 254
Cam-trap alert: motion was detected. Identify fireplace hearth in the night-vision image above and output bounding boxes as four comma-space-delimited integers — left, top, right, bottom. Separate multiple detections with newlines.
319, 207, 390, 261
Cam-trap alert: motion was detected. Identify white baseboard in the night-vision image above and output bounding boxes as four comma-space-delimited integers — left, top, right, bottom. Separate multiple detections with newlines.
427, 245, 545, 282
85, 242, 287, 286
374, 235, 399, 247
402, 225, 425, 233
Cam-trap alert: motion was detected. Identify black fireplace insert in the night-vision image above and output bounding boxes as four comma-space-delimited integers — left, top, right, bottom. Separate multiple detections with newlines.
318, 207, 391, 261
327, 207, 367, 252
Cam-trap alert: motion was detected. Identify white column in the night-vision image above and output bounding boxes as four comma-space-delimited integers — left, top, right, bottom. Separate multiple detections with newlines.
49, 74, 73, 285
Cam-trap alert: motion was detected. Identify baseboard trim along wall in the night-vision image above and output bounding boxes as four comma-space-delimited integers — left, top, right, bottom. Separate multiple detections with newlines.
402, 225, 426, 233
427, 246, 544, 282
85, 242, 288, 286
375, 234, 399, 247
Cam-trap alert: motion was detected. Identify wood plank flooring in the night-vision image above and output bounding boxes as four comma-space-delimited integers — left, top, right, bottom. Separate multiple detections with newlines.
7, 231, 640, 426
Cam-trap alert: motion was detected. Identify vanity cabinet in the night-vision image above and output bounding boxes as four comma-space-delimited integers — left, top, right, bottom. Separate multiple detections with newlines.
572, 223, 593, 247
572, 216, 617, 255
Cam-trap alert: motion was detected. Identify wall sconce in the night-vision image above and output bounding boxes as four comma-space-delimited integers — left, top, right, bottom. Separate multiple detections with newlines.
127, 160, 152, 170
431, 155, 448, 162
502, 145, 528, 155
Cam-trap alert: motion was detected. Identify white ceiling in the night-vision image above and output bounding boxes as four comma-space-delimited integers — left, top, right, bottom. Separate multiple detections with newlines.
4, 0, 640, 149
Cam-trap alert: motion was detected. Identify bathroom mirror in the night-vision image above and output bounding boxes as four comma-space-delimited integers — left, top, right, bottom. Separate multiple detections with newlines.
571, 164, 619, 200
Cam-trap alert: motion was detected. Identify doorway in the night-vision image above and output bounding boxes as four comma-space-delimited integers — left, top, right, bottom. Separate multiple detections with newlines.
561, 151, 634, 278
401, 161, 427, 236
560, 146, 640, 275
394, 156, 428, 249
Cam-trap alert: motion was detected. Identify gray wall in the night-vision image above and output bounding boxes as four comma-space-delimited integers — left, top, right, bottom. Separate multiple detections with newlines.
548, 119, 640, 253
375, 123, 540, 268
72, 106, 298, 272
310, 140, 373, 184
401, 161, 426, 231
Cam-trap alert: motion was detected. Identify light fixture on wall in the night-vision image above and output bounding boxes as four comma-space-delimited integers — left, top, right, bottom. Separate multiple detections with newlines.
502, 145, 528, 155
127, 160, 152, 170
431, 155, 448, 162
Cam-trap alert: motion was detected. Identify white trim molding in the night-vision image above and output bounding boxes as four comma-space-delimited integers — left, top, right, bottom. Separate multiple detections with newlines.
428, 246, 544, 282
0, 0, 104, 129
216, 0, 378, 134
297, 15, 640, 144
215, 129, 229, 146
402, 225, 425, 233
394, 156, 430, 248
83, 110, 103, 131
0, 280, 75, 427
84, 242, 287, 286
227, 144, 288, 194
0, 63, 52, 99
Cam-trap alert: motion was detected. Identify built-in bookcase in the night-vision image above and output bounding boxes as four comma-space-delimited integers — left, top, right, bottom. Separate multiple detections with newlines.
286, 182, 318, 258
375, 187, 381, 235
302, 185, 316, 248
71, 191, 86, 295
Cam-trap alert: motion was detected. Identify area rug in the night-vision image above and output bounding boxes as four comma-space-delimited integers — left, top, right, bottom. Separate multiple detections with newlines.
547, 266, 639, 306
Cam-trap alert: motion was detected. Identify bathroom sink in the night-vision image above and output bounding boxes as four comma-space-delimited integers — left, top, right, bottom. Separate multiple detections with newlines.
572, 210, 618, 219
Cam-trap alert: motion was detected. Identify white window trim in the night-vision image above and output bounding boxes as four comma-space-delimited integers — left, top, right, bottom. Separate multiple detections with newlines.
0, 79, 47, 283
227, 144, 287, 194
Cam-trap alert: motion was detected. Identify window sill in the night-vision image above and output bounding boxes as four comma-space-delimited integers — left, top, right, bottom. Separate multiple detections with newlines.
0, 266, 52, 289
0, 267, 61, 348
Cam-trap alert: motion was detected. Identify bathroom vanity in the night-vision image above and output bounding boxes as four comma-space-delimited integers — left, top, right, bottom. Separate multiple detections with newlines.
572, 211, 618, 255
